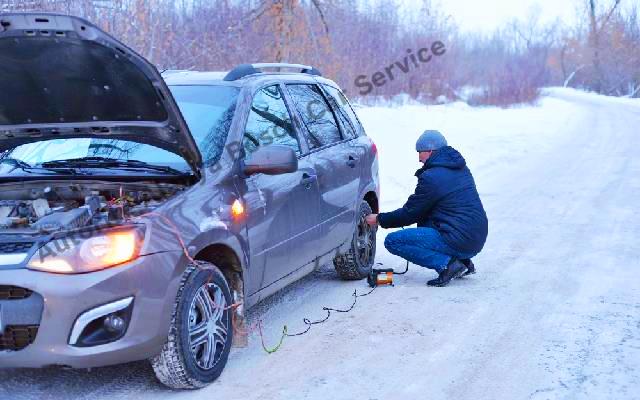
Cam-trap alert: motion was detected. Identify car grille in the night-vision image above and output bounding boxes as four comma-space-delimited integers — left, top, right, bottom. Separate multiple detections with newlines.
0, 285, 43, 351
0, 285, 33, 300
0, 242, 34, 254
0, 325, 39, 351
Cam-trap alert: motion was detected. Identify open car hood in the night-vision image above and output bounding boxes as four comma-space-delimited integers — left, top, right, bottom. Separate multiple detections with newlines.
0, 13, 202, 175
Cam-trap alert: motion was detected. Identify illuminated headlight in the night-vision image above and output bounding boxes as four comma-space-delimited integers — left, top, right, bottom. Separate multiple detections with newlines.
27, 226, 145, 274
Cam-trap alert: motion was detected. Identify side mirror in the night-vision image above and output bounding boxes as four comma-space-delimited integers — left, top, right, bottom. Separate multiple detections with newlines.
242, 145, 298, 176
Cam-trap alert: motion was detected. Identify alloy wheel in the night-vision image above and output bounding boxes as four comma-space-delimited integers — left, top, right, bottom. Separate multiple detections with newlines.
187, 283, 229, 371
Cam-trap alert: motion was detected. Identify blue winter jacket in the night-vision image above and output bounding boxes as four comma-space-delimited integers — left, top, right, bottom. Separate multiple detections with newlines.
378, 146, 488, 254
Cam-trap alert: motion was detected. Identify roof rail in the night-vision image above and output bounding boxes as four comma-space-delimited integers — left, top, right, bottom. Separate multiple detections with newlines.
223, 63, 322, 81
161, 69, 191, 75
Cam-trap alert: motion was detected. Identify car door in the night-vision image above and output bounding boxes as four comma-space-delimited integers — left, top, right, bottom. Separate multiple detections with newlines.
238, 84, 322, 291
285, 83, 362, 255
321, 84, 368, 195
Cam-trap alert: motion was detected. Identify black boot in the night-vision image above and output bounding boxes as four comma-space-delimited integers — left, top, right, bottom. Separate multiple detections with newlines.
460, 259, 476, 276
427, 259, 467, 287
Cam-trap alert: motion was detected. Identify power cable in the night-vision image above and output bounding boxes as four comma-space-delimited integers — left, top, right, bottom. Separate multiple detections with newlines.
259, 285, 378, 353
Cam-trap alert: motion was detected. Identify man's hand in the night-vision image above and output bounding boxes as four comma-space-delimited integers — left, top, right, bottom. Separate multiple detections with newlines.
365, 213, 379, 226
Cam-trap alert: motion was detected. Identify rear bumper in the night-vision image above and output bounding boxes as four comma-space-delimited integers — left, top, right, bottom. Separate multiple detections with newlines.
0, 252, 181, 368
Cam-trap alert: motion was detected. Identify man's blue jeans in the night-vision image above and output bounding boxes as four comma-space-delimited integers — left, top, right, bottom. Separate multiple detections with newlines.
384, 228, 476, 272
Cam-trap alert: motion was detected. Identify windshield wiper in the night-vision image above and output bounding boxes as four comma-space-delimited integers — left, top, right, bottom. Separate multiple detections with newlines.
40, 157, 188, 175
0, 157, 77, 175
0, 157, 32, 169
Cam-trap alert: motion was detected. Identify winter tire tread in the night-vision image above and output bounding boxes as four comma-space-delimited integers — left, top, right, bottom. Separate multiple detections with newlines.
150, 261, 233, 389
333, 200, 376, 280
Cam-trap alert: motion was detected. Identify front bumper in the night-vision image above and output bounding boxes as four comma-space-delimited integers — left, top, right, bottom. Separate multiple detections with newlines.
0, 251, 181, 368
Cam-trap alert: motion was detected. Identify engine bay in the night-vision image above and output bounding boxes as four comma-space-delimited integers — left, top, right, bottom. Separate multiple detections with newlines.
0, 181, 185, 233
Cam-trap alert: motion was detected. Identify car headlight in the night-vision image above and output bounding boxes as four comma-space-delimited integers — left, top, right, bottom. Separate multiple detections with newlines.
27, 226, 145, 274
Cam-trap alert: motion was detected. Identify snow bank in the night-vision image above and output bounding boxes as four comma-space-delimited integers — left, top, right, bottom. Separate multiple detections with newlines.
356, 89, 594, 211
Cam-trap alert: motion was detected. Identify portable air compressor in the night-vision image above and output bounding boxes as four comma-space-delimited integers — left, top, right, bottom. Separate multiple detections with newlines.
367, 261, 409, 288
367, 268, 395, 287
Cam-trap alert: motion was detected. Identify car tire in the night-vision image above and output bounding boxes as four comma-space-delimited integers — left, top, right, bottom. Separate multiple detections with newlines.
150, 261, 233, 389
333, 200, 376, 280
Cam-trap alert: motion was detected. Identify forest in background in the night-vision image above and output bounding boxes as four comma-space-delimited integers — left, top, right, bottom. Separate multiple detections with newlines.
1, 0, 638, 106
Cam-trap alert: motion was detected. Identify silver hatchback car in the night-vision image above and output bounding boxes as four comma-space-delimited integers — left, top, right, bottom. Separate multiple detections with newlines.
0, 13, 379, 388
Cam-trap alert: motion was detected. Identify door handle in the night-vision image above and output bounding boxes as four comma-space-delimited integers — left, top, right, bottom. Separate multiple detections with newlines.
301, 172, 317, 188
346, 155, 358, 168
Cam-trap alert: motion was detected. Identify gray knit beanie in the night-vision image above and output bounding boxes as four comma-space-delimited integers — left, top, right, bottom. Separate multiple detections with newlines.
415, 130, 447, 152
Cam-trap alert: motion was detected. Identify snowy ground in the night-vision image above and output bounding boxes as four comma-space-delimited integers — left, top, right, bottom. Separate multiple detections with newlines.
1, 88, 639, 399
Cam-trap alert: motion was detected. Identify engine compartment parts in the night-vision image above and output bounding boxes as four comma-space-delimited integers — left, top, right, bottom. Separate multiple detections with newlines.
32, 207, 92, 232
0, 199, 51, 228
0, 182, 184, 233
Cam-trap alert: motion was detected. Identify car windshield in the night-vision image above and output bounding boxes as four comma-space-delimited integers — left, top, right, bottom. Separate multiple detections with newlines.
169, 85, 240, 167
0, 85, 239, 176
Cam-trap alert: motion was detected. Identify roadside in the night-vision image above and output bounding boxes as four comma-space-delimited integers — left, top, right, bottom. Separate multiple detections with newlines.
1, 88, 638, 400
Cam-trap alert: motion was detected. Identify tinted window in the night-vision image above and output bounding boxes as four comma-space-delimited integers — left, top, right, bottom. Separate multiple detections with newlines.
286, 84, 342, 149
170, 85, 240, 166
243, 85, 300, 156
322, 85, 357, 138
322, 85, 364, 137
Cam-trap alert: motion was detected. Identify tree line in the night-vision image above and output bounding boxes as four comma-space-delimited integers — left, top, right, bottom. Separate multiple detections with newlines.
1, 0, 638, 106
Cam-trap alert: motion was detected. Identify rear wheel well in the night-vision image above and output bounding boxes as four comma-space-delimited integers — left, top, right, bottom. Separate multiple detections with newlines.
364, 191, 379, 214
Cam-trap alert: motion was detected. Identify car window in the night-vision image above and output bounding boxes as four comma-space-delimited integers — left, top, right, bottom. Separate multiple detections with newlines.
243, 85, 300, 156
286, 84, 343, 150
321, 85, 357, 139
322, 85, 365, 137
169, 85, 240, 167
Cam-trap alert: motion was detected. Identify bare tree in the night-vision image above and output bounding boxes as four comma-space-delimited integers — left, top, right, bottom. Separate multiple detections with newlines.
587, 0, 621, 92
1, 0, 637, 105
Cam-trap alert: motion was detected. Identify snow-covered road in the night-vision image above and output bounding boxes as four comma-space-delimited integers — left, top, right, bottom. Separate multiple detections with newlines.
1, 88, 639, 400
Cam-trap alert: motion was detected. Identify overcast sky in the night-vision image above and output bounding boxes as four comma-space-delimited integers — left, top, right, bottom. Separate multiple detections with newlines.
420, 0, 581, 32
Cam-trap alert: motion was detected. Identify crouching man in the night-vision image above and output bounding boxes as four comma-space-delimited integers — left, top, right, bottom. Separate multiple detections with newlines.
365, 130, 488, 287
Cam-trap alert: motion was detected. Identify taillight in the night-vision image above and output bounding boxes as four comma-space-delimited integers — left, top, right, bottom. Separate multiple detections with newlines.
371, 140, 378, 156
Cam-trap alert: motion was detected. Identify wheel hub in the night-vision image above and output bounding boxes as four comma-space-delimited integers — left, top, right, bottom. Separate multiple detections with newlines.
187, 283, 229, 371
